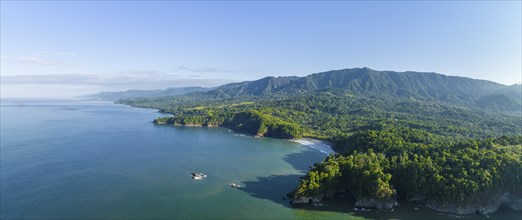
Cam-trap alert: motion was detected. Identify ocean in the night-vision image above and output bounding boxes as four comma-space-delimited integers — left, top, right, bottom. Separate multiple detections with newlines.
1, 99, 518, 219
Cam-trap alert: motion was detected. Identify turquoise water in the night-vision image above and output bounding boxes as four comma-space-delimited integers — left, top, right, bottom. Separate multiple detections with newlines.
1, 99, 519, 219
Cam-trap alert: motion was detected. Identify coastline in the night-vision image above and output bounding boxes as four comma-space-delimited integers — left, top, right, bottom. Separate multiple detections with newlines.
291, 138, 335, 155
126, 103, 522, 217
156, 119, 336, 156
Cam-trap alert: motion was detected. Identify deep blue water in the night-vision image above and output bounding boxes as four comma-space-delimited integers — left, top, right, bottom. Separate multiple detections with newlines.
1, 99, 519, 219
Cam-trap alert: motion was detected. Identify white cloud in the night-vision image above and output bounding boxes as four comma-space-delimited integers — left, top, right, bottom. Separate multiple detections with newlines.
17, 56, 58, 65
178, 66, 217, 73
177, 66, 248, 74
1, 55, 58, 65
49, 51, 74, 56
37, 47, 75, 56
1, 48, 80, 67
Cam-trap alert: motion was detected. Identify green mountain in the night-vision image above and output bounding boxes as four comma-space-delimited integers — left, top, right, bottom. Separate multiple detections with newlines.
289, 68, 503, 100
208, 68, 517, 110
120, 67, 520, 138
118, 67, 521, 215
476, 84, 522, 112
208, 76, 299, 97
113, 68, 520, 113
83, 86, 209, 101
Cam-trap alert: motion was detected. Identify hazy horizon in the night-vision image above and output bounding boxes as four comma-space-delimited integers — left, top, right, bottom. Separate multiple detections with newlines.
1, 1, 521, 98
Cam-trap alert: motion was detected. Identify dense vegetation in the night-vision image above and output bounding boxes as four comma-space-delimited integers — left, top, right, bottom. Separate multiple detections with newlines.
154, 109, 302, 139
295, 128, 522, 212
123, 88, 520, 139
117, 68, 522, 214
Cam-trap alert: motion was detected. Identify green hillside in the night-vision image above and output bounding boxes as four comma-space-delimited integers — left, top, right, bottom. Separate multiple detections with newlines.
202, 68, 515, 109
117, 67, 522, 215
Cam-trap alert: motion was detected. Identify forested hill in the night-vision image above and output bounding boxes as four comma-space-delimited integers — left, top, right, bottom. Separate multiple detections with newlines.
118, 67, 522, 215
476, 83, 522, 112
208, 76, 299, 97
200, 68, 519, 112
119, 67, 521, 139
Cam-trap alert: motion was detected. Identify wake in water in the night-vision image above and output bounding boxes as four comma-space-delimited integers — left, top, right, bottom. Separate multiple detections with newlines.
291, 138, 334, 155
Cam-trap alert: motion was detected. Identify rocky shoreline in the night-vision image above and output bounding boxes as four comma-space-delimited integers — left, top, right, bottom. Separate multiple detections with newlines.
172, 123, 218, 127
154, 121, 219, 127
289, 192, 398, 211
290, 191, 522, 216
423, 193, 522, 215
154, 118, 300, 139
355, 198, 398, 210
161, 123, 265, 137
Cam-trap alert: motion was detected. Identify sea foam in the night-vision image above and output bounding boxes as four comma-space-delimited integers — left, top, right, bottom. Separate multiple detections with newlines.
292, 138, 334, 155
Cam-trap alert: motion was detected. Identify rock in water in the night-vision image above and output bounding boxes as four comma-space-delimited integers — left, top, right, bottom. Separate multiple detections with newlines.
355, 198, 398, 210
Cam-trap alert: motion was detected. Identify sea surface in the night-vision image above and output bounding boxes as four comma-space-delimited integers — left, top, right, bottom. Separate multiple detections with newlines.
1, 99, 519, 219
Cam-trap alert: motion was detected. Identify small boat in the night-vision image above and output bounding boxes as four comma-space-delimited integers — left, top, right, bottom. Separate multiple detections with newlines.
191, 172, 207, 180
229, 183, 241, 188
192, 175, 203, 180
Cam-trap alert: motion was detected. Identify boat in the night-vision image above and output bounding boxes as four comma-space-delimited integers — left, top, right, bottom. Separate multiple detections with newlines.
192, 175, 203, 180
191, 172, 207, 180
229, 183, 241, 188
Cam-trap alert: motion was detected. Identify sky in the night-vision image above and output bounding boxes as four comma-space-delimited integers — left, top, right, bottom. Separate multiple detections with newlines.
1, 1, 521, 98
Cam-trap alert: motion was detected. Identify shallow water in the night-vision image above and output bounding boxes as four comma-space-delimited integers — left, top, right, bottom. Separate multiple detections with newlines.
1, 99, 519, 219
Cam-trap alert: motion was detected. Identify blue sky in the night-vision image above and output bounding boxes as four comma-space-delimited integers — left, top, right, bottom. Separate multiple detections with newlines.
1, 1, 521, 97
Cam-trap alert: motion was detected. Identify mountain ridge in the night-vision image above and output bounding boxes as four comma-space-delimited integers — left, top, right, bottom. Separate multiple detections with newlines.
202, 67, 518, 111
